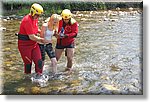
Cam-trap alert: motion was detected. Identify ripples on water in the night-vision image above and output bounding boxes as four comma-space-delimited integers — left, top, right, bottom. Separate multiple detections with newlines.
1, 11, 142, 94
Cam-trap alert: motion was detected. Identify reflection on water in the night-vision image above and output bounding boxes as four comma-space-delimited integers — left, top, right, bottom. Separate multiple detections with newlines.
1, 10, 142, 94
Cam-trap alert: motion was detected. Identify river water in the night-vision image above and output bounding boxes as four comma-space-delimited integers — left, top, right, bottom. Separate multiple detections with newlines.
1, 10, 142, 95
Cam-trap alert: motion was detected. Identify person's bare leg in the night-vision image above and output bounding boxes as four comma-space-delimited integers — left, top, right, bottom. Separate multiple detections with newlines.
55, 48, 64, 61
66, 48, 74, 71
50, 58, 57, 74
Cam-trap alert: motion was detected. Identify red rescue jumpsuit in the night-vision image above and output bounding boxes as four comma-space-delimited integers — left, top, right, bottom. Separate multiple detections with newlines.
18, 14, 43, 74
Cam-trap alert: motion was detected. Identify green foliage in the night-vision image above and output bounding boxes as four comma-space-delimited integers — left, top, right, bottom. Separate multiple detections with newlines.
63, 2, 71, 10
2, 2, 142, 16
16, 7, 29, 16
42, 2, 63, 16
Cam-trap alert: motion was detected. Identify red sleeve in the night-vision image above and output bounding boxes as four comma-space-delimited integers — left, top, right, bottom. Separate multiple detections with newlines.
65, 22, 78, 38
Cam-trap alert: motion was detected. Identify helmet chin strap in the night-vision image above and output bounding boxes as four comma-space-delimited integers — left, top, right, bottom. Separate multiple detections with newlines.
30, 14, 38, 20
30, 11, 35, 17
29, 11, 38, 19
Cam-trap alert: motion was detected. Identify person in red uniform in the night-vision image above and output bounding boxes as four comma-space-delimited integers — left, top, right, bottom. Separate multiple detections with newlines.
55, 9, 78, 73
18, 3, 46, 77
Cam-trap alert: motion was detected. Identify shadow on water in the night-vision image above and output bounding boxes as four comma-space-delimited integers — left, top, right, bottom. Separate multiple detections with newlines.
1, 9, 143, 95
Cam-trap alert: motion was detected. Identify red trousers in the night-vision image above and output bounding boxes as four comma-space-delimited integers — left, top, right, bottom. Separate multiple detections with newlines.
18, 43, 43, 74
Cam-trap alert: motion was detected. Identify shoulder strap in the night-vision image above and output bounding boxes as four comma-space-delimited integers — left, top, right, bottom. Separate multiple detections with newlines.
43, 23, 48, 31
70, 18, 76, 25
46, 26, 48, 31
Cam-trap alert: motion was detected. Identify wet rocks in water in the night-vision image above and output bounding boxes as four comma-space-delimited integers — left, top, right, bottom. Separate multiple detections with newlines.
16, 87, 25, 93
110, 64, 122, 71
31, 86, 40, 94
100, 84, 120, 94
0, 27, 6, 31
